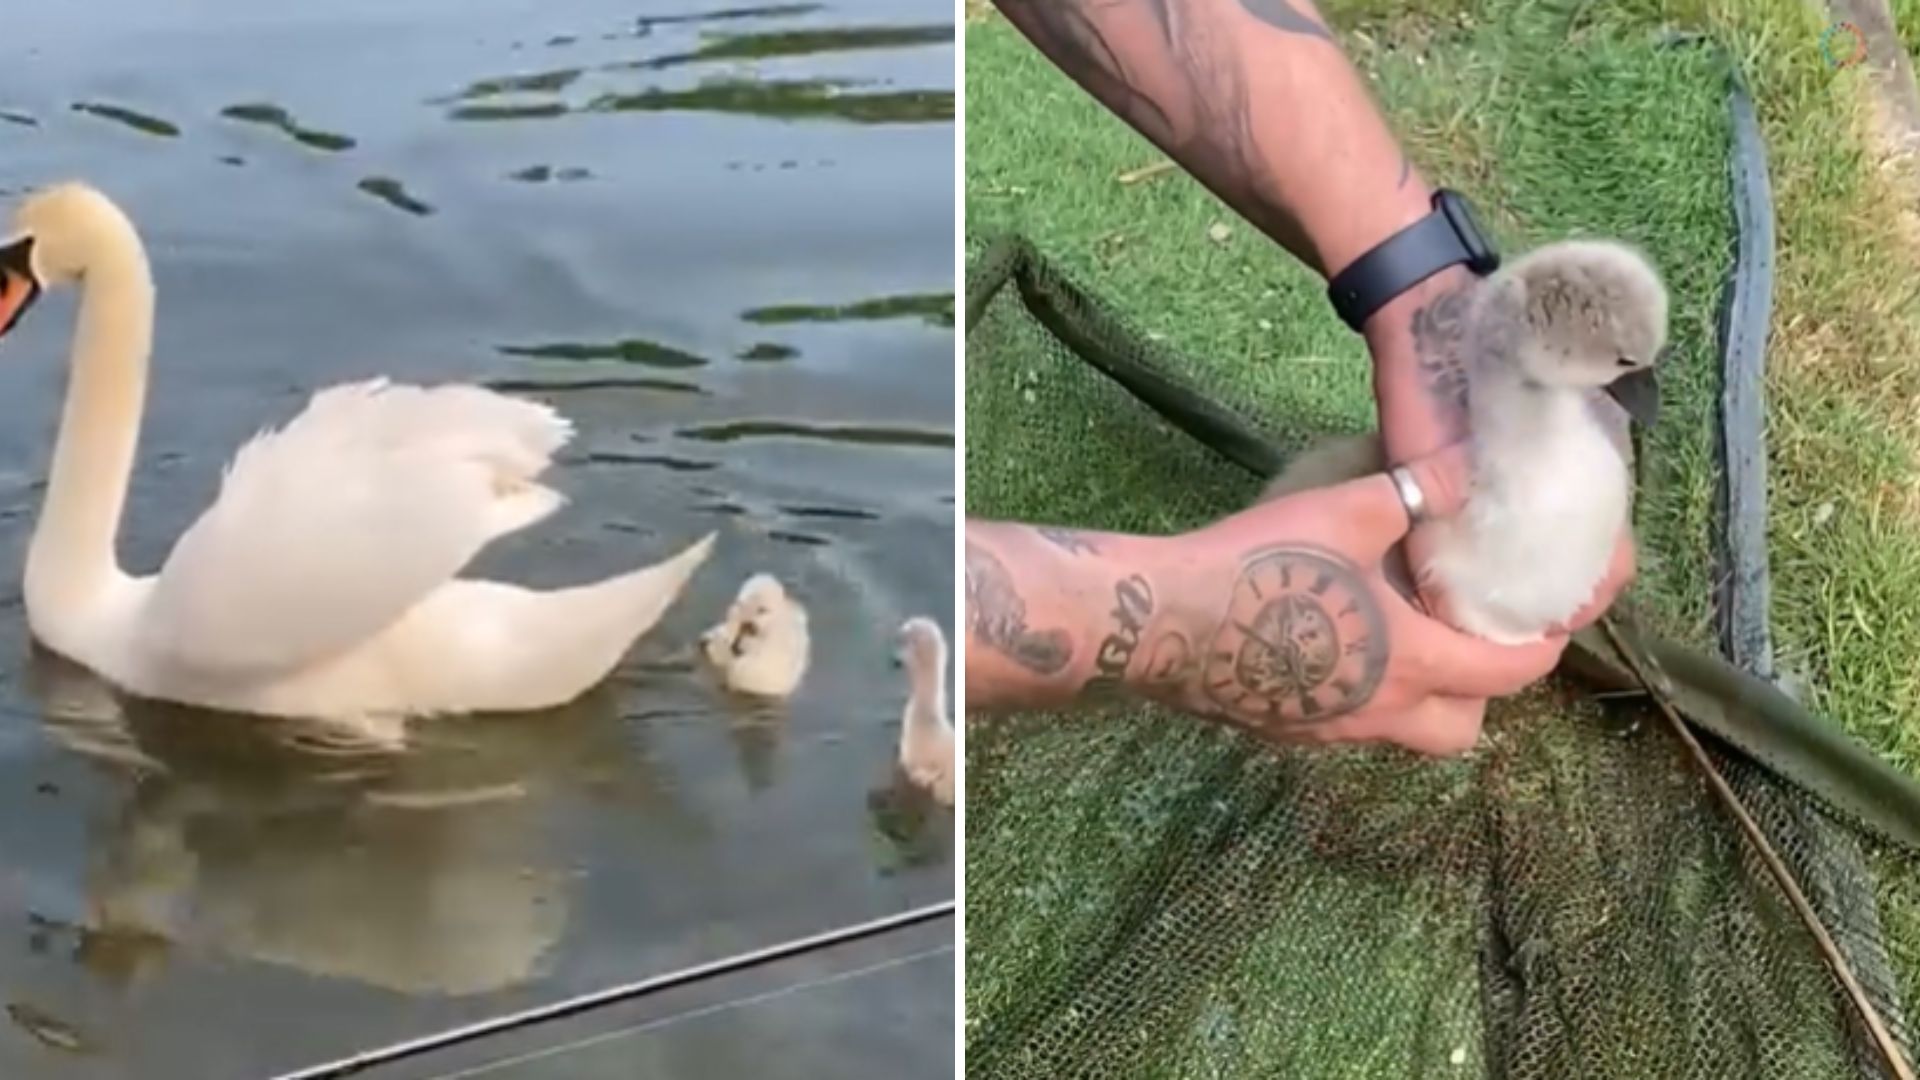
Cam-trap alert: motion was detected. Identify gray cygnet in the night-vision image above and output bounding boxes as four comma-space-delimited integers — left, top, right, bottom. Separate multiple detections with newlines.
1263, 239, 1669, 643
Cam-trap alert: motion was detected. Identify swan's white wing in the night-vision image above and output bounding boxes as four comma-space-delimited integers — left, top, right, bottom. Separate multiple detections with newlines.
144, 380, 572, 678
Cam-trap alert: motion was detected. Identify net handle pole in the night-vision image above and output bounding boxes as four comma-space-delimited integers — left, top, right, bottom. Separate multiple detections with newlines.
1599, 617, 1916, 1080
266, 901, 955, 1080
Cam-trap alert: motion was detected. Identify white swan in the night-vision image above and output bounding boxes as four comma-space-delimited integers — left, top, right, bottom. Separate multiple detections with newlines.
699, 572, 809, 698
0, 182, 715, 726
896, 616, 954, 806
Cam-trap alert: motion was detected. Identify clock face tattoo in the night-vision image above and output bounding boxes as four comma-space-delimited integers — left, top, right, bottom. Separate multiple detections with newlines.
1202, 547, 1388, 726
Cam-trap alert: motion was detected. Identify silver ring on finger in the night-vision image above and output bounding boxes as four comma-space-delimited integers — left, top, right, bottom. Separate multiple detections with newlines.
1388, 465, 1428, 525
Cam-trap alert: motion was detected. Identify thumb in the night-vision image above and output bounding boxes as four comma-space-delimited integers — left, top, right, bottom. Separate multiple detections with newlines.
1374, 695, 1487, 756
1318, 442, 1476, 557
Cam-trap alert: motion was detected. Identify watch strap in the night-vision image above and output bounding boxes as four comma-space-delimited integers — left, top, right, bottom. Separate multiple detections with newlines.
1325, 189, 1498, 332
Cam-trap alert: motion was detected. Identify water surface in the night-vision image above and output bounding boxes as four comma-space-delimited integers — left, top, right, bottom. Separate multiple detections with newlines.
0, 1, 953, 1075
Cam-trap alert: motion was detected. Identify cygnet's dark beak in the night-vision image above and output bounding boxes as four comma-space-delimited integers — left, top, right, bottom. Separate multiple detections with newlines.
0, 236, 41, 339
729, 620, 758, 658
1605, 367, 1661, 430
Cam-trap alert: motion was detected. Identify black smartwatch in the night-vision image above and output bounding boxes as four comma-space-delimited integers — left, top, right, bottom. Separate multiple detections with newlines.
1325, 189, 1500, 332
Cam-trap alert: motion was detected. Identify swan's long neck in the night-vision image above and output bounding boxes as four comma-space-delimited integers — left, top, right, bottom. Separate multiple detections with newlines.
905, 647, 950, 735
25, 222, 152, 631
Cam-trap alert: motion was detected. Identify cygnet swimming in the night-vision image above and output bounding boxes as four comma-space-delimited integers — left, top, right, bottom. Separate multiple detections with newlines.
700, 573, 810, 698
1267, 239, 1668, 643
896, 616, 954, 806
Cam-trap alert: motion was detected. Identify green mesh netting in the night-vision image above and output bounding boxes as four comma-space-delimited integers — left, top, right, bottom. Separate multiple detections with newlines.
963, 240, 1920, 1080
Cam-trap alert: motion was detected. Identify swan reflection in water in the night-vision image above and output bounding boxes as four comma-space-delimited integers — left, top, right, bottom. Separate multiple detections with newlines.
21, 616, 950, 1000
25, 646, 693, 998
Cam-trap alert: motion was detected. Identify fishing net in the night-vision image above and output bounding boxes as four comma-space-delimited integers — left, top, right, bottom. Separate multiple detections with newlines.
962, 238, 1920, 1080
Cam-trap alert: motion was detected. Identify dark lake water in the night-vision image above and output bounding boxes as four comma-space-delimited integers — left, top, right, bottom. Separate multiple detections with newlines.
0, 1, 954, 1076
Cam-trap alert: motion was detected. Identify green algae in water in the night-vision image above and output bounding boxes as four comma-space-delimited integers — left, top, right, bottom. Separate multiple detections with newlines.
219, 103, 356, 152
498, 339, 709, 369
677, 420, 952, 448
71, 102, 180, 137
738, 342, 800, 361
585, 79, 951, 126
355, 176, 434, 216
635, 24, 954, 69
743, 292, 954, 328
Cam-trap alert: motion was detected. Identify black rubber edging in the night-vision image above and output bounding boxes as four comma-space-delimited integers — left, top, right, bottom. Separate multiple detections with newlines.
1714, 61, 1779, 683
1654, 31, 1779, 684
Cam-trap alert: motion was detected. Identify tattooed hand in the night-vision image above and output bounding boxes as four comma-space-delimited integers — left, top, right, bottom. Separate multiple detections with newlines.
966, 445, 1568, 755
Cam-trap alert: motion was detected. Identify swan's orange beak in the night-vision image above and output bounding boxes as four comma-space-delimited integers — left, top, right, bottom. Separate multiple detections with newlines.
0, 237, 41, 338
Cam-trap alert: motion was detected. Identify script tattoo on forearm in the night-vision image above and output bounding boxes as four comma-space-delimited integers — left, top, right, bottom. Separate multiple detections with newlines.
1409, 283, 1473, 438
1083, 574, 1155, 696
1141, 630, 1194, 684
965, 540, 1074, 675
1199, 545, 1388, 725
1036, 527, 1100, 556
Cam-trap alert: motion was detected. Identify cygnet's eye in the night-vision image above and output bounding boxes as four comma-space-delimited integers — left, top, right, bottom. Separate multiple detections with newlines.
1615, 356, 1637, 368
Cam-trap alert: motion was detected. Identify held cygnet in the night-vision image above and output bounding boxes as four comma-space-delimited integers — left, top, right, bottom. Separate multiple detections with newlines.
700, 573, 810, 698
1265, 239, 1668, 644
895, 616, 954, 806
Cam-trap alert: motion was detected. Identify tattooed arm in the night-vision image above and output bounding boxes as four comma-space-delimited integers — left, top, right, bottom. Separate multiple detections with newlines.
964, 523, 1134, 711
966, 447, 1570, 755
990, 0, 1474, 454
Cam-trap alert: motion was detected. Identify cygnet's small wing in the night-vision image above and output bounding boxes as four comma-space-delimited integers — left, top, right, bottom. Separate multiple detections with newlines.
144, 380, 572, 678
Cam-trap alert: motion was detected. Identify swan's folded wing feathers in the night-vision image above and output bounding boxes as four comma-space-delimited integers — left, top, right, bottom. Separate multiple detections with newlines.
146, 382, 571, 678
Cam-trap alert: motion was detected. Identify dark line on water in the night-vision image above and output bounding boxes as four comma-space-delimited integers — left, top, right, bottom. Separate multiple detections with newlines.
581, 452, 720, 473
71, 102, 179, 137
448, 102, 570, 122
583, 80, 951, 126
778, 504, 881, 521
486, 377, 707, 396
622, 24, 953, 69
676, 421, 952, 448
507, 164, 592, 183
498, 340, 709, 369
438, 68, 584, 104
737, 342, 799, 361
742, 292, 954, 328
635, 4, 823, 33
356, 177, 433, 216
219, 103, 356, 151
0, 111, 38, 127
